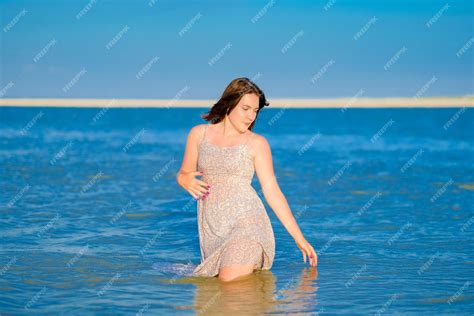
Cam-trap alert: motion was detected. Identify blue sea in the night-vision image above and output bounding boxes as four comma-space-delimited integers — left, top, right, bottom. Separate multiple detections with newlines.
0, 106, 473, 314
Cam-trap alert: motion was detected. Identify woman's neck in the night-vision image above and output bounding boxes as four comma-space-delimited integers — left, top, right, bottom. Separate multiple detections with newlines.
218, 117, 246, 138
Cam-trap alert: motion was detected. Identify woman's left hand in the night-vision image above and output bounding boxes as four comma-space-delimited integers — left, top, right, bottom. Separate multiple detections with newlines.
295, 238, 318, 267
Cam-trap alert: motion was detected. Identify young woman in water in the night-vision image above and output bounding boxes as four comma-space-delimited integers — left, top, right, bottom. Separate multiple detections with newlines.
176, 77, 317, 282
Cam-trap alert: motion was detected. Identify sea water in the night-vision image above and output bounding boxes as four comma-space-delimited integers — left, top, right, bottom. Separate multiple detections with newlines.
1, 107, 473, 314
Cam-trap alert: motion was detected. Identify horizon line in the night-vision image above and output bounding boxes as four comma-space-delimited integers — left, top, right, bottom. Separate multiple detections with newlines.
0, 96, 473, 108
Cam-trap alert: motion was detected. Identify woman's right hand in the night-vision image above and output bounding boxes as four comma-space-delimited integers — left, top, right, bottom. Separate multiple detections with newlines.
177, 171, 210, 200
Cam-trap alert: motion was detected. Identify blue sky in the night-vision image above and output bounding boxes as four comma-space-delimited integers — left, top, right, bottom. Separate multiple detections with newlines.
1, 0, 473, 99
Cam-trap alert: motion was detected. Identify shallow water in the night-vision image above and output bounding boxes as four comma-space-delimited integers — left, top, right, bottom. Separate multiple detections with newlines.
1, 107, 473, 314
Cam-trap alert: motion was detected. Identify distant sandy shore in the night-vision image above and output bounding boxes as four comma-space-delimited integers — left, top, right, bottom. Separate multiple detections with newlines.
0, 97, 472, 108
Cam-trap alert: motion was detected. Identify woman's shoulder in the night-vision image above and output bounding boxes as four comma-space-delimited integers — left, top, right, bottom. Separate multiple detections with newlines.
248, 131, 270, 150
189, 124, 208, 139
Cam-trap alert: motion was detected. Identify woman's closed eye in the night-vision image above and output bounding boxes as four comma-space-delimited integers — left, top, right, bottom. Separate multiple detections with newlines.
243, 106, 258, 113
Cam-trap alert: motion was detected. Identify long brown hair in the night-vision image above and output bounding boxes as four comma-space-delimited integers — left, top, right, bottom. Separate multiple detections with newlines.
201, 77, 269, 131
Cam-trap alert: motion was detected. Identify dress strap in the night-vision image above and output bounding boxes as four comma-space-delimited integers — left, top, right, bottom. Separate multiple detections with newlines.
200, 124, 209, 146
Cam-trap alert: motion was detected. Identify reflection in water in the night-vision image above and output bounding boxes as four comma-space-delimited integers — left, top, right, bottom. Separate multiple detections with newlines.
187, 267, 319, 315
274, 267, 320, 314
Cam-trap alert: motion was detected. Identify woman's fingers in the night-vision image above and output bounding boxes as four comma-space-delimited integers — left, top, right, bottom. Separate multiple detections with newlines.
179, 171, 208, 200
196, 179, 210, 188
303, 248, 312, 266
188, 187, 201, 199
311, 248, 318, 266
196, 185, 210, 198
188, 186, 204, 199
187, 189, 198, 200
192, 184, 209, 199
193, 184, 209, 196
185, 172, 210, 200
307, 246, 317, 267
193, 181, 210, 198
300, 243, 318, 267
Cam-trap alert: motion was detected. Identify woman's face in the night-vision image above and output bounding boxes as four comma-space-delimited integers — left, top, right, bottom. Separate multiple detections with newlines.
227, 93, 260, 132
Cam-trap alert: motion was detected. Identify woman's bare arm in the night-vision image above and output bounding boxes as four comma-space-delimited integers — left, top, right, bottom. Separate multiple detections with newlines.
178, 125, 201, 174
253, 134, 317, 266
176, 125, 209, 200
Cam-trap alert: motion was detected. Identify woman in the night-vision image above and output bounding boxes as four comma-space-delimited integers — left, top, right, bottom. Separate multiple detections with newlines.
176, 78, 317, 282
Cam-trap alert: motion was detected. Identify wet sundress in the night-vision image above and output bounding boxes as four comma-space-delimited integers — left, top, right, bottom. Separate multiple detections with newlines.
192, 124, 275, 277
